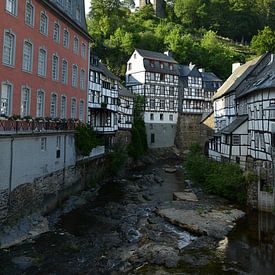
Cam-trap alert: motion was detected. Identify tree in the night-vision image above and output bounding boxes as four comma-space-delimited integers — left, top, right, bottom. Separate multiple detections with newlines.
251, 26, 275, 54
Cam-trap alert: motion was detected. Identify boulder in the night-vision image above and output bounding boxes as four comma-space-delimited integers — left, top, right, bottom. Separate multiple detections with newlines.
173, 191, 198, 202
164, 168, 177, 173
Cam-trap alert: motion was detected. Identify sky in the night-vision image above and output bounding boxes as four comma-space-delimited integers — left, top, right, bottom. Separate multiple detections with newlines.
84, 0, 91, 14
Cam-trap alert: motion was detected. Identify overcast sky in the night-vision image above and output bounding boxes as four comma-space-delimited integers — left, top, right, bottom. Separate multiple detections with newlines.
84, 0, 91, 14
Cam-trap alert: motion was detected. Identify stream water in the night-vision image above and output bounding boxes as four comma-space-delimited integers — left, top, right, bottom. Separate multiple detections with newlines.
0, 158, 275, 274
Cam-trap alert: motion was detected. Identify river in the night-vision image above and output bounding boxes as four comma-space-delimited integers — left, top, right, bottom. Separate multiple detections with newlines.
0, 157, 275, 274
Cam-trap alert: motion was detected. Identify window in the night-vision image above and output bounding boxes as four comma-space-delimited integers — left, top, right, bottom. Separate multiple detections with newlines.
53, 22, 60, 43
21, 87, 30, 117
150, 61, 154, 68
79, 100, 84, 121
41, 137, 47, 151
169, 64, 173, 70
232, 135, 240, 145
76, 7, 80, 21
0, 82, 12, 116
72, 65, 78, 87
60, 95, 67, 119
3, 30, 15, 66
52, 54, 59, 80
63, 29, 69, 48
160, 73, 165, 81
71, 98, 77, 119
73, 36, 79, 54
260, 133, 265, 149
65, 0, 72, 11
50, 93, 57, 118
36, 90, 44, 117
151, 133, 155, 143
80, 69, 85, 90
150, 113, 154, 120
56, 136, 61, 158
169, 87, 174, 96
160, 99, 165, 110
6, 0, 17, 15
38, 48, 47, 77
169, 100, 174, 110
81, 43, 86, 58
128, 63, 132, 70
169, 114, 173, 121
40, 12, 48, 35
61, 59, 68, 84
160, 62, 164, 69
160, 113, 163, 120
150, 99, 155, 109
25, 0, 34, 27
160, 86, 165, 95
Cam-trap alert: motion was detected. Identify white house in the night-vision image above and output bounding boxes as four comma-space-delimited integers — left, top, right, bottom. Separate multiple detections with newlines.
126, 49, 179, 148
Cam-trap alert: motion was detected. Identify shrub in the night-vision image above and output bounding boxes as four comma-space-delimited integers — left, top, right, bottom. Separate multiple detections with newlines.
109, 140, 128, 175
184, 143, 247, 204
75, 123, 100, 156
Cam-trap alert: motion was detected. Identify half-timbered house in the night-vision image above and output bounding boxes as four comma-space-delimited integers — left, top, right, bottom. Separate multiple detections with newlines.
126, 49, 179, 148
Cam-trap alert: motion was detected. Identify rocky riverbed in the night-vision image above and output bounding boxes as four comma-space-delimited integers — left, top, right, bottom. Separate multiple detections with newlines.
0, 151, 247, 274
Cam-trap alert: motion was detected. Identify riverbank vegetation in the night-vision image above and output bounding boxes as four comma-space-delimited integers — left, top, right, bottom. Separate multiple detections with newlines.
184, 144, 247, 204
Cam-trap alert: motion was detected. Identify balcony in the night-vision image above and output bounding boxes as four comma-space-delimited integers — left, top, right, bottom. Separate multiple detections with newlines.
0, 118, 78, 134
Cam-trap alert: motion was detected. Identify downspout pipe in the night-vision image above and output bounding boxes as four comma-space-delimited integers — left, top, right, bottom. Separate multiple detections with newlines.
8, 137, 14, 206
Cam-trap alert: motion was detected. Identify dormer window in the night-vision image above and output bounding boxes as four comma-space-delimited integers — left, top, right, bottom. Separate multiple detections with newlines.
76, 7, 80, 21
160, 62, 164, 69
150, 61, 154, 68
169, 64, 173, 70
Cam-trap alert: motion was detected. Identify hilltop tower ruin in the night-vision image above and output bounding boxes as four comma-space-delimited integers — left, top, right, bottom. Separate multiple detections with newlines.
139, 0, 166, 18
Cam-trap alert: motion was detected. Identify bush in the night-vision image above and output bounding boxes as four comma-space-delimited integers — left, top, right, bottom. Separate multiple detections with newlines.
184, 143, 247, 204
75, 124, 100, 156
109, 141, 128, 176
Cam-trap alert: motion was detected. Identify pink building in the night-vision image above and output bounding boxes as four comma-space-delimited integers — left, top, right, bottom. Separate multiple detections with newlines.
0, 0, 91, 121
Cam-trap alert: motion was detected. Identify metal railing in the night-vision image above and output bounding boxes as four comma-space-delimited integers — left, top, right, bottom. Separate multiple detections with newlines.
0, 119, 78, 133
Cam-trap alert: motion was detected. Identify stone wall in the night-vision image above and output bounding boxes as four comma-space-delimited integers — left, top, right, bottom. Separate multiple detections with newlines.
175, 113, 214, 154
114, 130, 132, 149
1, 155, 111, 225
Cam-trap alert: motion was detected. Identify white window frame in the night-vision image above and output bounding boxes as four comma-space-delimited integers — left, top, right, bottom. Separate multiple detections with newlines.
72, 64, 78, 87
80, 68, 85, 90
20, 86, 31, 117
39, 11, 48, 36
52, 53, 59, 81
61, 59, 68, 84
53, 22, 60, 43
63, 28, 70, 48
22, 39, 33, 72
0, 81, 13, 116
25, 0, 35, 27
60, 95, 67, 119
71, 97, 77, 119
5, 0, 18, 16
81, 43, 86, 58
36, 89, 45, 117
38, 47, 47, 77
73, 36, 79, 54
50, 93, 58, 118
2, 29, 16, 67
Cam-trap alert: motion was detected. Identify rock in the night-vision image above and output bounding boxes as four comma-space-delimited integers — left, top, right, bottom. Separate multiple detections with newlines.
135, 244, 180, 268
164, 168, 177, 173
154, 175, 164, 184
12, 256, 34, 270
173, 192, 198, 202
157, 208, 245, 239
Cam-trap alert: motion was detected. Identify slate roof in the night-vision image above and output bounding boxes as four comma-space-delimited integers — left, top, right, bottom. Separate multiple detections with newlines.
42, 0, 91, 39
178, 64, 200, 77
221, 115, 248, 134
136, 49, 177, 63
118, 84, 134, 98
212, 56, 263, 100
236, 55, 275, 99
201, 72, 222, 82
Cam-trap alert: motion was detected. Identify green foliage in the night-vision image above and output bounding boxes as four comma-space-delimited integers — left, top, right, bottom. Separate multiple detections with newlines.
251, 26, 275, 54
184, 143, 247, 204
109, 141, 128, 176
128, 95, 148, 159
75, 124, 100, 156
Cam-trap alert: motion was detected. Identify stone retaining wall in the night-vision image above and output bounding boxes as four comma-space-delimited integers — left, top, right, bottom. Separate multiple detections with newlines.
0, 155, 111, 226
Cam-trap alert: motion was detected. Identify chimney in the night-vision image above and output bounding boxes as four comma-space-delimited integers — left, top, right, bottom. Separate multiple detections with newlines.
198, 68, 205, 73
164, 51, 172, 57
232, 63, 241, 73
